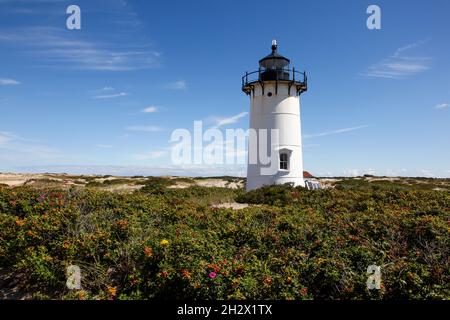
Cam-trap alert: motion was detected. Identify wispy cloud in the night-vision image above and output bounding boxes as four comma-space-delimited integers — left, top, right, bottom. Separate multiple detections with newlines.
321, 168, 450, 178
435, 103, 449, 110
0, 0, 75, 15
342, 168, 376, 177
142, 106, 159, 113
362, 39, 431, 79
211, 112, 248, 129
15, 164, 246, 178
340, 168, 413, 177
166, 80, 187, 90
100, 87, 115, 92
0, 78, 20, 85
0, 131, 60, 160
0, 26, 162, 71
304, 125, 369, 139
94, 92, 128, 99
420, 169, 435, 177
16, 164, 450, 179
126, 125, 163, 133
133, 150, 168, 160
0, 132, 16, 145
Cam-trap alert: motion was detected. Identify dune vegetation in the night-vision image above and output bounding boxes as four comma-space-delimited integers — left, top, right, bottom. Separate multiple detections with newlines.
0, 175, 448, 300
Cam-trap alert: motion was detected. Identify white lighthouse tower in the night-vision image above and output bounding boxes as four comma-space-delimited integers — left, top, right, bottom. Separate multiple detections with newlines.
242, 40, 308, 191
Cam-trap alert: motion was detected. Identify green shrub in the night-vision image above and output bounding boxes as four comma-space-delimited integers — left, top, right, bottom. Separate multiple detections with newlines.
0, 183, 448, 300
139, 177, 174, 194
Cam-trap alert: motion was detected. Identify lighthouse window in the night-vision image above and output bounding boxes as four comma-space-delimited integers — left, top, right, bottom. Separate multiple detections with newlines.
280, 153, 289, 170
267, 92, 272, 97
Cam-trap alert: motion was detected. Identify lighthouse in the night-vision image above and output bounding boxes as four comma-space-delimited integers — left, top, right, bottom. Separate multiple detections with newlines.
242, 40, 308, 191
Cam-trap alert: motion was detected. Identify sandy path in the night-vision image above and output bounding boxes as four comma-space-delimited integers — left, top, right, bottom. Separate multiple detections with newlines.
0, 173, 48, 186
211, 202, 249, 210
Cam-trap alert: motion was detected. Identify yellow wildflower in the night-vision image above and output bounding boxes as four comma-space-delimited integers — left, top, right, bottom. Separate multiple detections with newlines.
78, 290, 87, 300
15, 219, 25, 227
107, 286, 117, 298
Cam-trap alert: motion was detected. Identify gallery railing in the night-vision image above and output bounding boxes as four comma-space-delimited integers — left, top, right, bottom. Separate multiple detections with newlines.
242, 68, 307, 95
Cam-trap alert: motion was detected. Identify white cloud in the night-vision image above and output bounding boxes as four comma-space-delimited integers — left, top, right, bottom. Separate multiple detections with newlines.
341, 168, 393, 177
0, 26, 162, 71
101, 87, 115, 91
94, 92, 127, 99
166, 80, 187, 90
393, 40, 428, 57
435, 103, 449, 110
420, 169, 434, 177
211, 112, 248, 128
126, 125, 163, 132
0, 78, 20, 85
142, 106, 158, 113
304, 125, 369, 139
195, 137, 247, 165
97, 144, 113, 149
342, 169, 364, 177
14, 164, 247, 178
0, 131, 60, 160
334, 168, 450, 178
15, 165, 450, 179
362, 39, 431, 79
0, 132, 15, 145
133, 150, 167, 160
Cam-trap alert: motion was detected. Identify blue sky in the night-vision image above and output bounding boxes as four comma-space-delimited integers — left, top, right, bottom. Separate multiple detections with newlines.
0, 0, 449, 177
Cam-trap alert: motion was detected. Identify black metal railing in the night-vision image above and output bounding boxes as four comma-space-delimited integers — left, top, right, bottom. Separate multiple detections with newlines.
242, 68, 307, 89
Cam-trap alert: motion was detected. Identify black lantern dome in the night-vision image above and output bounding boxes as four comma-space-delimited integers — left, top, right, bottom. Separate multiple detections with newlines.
241, 40, 307, 96
259, 40, 290, 69
258, 40, 290, 81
